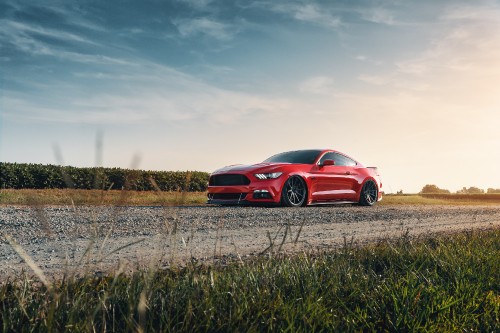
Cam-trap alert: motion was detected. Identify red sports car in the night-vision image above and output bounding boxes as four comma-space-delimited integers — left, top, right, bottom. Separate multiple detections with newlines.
207, 149, 383, 207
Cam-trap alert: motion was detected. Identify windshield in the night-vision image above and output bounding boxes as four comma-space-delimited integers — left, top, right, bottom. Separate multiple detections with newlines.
263, 150, 322, 164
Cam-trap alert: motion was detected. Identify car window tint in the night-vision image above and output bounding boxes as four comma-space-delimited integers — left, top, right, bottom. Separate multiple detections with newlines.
332, 153, 357, 166
319, 152, 335, 164
263, 150, 322, 164
319, 152, 357, 166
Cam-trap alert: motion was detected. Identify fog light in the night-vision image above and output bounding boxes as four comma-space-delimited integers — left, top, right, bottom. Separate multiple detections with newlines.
253, 190, 272, 199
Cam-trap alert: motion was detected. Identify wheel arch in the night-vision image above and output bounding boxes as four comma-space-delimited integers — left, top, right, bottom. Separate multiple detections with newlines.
357, 177, 379, 202
279, 173, 309, 206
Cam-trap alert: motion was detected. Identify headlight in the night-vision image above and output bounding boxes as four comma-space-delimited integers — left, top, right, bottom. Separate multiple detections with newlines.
254, 172, 282, 180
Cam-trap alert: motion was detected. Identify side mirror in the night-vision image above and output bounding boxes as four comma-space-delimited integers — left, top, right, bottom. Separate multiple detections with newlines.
320, 159, 335, 167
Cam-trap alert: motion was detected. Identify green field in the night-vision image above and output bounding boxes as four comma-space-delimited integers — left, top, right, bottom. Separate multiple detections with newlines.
1, 229, 498, 331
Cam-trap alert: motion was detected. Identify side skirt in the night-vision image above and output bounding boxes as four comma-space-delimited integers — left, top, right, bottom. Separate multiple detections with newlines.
308, 200, 357, 206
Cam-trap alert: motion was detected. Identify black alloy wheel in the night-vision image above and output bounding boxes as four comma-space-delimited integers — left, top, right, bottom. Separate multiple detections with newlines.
281, 176, 307, 207
359, 180, 378, 206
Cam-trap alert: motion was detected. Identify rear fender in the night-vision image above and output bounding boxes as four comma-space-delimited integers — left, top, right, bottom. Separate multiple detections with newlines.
358, 176, 382, 202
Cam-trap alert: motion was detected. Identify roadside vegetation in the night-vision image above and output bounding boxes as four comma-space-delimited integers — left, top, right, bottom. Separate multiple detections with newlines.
1, 229, 498, 331
382, 193, 500, 205
2, 189, 500, 206
2, 163, 500, 206
420, 184, 500, 195
0, 188, 207, 206
0, 162, 209, 192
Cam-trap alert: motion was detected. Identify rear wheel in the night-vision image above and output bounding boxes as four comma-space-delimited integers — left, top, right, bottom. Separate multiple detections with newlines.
281, 176, 307, 207
359, 180, 378, 206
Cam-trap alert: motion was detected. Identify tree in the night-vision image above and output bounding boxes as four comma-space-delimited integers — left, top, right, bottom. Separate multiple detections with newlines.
420, 184, 450, 194
487, 188, 500, 194
457, 187, 484, 194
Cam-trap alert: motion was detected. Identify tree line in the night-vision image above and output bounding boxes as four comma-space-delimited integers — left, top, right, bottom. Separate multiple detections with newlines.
420, 184, 500, 194
0, 162, 209, 192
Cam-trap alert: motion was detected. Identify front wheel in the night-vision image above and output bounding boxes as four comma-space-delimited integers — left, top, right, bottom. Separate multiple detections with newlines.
281, 176, 307, 207
359, 180, 378, 206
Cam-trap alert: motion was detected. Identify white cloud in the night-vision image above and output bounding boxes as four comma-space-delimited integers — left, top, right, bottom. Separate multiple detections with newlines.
357, 75, 390, 86
4, 60, 295, 126
0, 19, 98, 46
440, 4, 500, 22
4, 87, 294, 126
174, 17, 236, 40
396, 4, 500, 78
299, 76, 335, 95
294, 4, 341, 27
270, 3, 341, 28
178, 0, 214, 9
360, 7, 395, 25
351, 2, 500, 105
0, 19, 134, 65
355, 54, 382, 65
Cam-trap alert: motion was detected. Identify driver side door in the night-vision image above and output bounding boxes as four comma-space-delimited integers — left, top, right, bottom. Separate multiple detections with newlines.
309, 152, 358, 201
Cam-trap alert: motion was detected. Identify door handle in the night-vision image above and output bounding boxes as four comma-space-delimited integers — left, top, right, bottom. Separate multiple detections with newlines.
345, 171, 350, 175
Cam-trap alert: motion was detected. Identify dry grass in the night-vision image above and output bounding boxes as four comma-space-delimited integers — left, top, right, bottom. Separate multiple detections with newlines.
380, 194, 500, 206
0, 189, 207, 206
380, 195, 453, 205
2, 189, 500, 206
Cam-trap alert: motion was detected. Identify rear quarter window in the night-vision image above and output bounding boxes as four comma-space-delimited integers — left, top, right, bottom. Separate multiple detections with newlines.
332, 153, 357, 166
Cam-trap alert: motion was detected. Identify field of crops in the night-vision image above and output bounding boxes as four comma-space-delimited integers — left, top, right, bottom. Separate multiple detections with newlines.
0, 162, 209, 192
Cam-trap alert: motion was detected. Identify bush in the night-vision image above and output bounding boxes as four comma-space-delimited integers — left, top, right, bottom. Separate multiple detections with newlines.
0, 162, 209, 192
419, 184, 450, 194
457, 186, 485, 194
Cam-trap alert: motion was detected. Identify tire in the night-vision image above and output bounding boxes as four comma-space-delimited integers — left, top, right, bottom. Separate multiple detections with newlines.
359, 180, 378, 206
281, 176, 307, 207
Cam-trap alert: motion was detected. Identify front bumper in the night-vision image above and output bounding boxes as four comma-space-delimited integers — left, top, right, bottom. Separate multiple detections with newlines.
207, 178, 284, 205
206, 198, 280, 206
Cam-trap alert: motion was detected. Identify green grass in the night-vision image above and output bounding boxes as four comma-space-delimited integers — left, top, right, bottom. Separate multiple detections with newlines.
1, 229, 498, 332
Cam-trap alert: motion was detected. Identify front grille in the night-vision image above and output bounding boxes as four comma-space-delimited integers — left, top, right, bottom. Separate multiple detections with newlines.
209, 174, 250, 186
209, 193, 248, 200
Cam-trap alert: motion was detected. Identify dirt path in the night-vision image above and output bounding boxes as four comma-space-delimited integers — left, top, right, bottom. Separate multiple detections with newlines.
1, 205, 499, 278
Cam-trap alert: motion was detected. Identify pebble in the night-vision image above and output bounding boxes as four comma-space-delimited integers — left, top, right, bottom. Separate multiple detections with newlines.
1, 205, 499, 278
0, 205, 499, 244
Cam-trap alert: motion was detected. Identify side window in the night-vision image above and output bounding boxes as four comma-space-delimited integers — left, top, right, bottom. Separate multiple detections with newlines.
319, 152, 335, 164
332, 153, 357, 166
319, 152, 357, 166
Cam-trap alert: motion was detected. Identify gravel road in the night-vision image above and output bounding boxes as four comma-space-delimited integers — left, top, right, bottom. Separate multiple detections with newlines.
1, 205, 499, 279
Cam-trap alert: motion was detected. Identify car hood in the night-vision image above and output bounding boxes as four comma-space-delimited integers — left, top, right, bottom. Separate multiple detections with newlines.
212, 163, 288, 174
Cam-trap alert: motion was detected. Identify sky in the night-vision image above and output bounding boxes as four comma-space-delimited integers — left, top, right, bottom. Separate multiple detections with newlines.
1, 0, 500, 193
